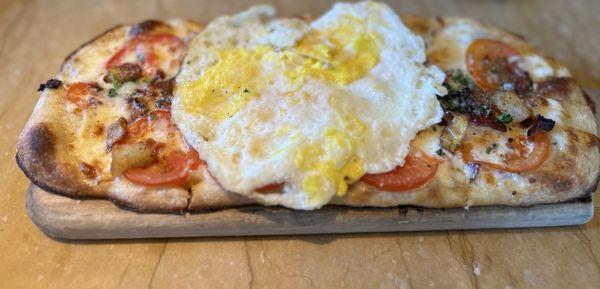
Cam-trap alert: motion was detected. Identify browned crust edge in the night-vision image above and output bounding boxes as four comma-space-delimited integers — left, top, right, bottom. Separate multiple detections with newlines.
16, 123, 96, 198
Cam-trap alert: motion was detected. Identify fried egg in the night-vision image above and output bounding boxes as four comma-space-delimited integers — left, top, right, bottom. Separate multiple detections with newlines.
173, 2, 446, 209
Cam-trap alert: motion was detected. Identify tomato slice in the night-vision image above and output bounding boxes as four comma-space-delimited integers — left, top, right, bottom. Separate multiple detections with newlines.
461, 132, 550, 173
65, 82, 99, 109
118, 110, 203, 187
361, 151, 439, 192
106, 34, 185, 75
466, 39, 519, 91
123, 149, 201, 187
121, 110, 172, 144
255, 183, 284, 193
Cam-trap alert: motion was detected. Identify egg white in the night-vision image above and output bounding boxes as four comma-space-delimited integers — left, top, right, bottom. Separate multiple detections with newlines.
173, 2, 446, 209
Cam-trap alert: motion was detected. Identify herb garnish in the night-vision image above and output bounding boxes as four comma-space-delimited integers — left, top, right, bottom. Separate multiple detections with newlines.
497, 113, 513, 124
480, 105, 491, 116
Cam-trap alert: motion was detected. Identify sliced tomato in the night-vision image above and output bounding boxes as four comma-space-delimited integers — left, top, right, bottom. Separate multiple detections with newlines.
65, 82, 99, 109
123, 148, 201, 187
106, 34, 185, 76
361, 151, 439, 192
116, 109, 203, 187
122, 110, 172, 143
255, 183, 284, 193
461, 132, 550, 173
466, 39, 519, 91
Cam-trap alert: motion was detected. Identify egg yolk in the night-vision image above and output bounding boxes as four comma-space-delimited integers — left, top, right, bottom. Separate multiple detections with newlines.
293, 116, 366, 204
178, 15, 382, 201
285, 17, 380, 86
178, 47, 272, 121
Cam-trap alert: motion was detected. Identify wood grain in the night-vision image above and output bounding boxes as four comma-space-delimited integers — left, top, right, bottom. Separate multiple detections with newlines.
26, 185, 595, 239
1, 0, 600, 288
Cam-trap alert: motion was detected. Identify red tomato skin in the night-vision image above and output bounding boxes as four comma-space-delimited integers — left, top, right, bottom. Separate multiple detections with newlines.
361, 152, 439, 192
466, 39, 519, 92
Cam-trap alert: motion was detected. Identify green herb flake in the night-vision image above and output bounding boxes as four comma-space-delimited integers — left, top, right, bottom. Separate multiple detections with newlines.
149, 112, 156, 121
485, 146, 492, 154
243, 88, 250, 93
108, 88, 116, 97
481, 105, 491, 116
436, 149, 445, 156
497, 113, 513, 124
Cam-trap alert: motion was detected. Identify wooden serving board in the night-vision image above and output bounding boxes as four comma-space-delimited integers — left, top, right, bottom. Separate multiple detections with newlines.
26, 185, 594, 239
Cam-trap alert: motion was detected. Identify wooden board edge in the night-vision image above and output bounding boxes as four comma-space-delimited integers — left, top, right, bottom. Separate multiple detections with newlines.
25, 184, 594, 240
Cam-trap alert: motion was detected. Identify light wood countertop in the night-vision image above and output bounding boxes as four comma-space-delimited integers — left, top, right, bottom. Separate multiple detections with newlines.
1, 0, 599, 288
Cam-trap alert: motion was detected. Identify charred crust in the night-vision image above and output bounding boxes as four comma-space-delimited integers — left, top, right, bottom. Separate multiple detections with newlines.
37, 79, 62, 92
129, 20, 171, 37
535, 77, 576, 100
16, 124, 92, 198
582, 90, 596, 115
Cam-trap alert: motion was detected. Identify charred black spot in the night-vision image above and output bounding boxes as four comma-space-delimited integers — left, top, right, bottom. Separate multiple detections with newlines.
37, 79, 62, 91
527, 114, 556, 137
129, 20, 166, 37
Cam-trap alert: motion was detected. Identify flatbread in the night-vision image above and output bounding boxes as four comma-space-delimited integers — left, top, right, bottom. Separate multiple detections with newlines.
17, 16, 599, 213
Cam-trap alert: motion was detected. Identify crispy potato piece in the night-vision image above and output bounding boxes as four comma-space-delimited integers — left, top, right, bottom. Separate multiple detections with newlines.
110, 142, 157, 175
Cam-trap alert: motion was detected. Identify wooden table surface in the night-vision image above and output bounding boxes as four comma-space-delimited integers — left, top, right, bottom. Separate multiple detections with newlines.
1, 0, 599, 288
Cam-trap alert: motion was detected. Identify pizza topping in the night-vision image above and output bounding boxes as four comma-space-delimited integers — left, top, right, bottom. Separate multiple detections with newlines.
110, 139, 160, 175
464, 162, 480, 183
155, 96, 171, 110
147, 78, 174, 98
104, 63, 143, 84
128, 96, 149, 120
461, 132, 551, 173
106, 117, 128, 151
122, 149, 201, 187
440, 113, 468, 152
79, 162, 98, 179
496, 112, 513, 124
361, 151, 439, 192
65, 82, 102, 109
106, 34, 185, 78
490, 90, 531, 123
255, 183, 284, 194
526, 114, 556, 137
440, 70, 507, 131
466, 39, 532, 93
37, 78, 62, 91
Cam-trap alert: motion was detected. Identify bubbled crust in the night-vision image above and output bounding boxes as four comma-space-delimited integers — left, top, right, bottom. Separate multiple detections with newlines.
17, 20, 203, 212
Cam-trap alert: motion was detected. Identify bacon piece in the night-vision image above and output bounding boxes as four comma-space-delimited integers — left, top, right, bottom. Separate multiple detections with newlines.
527, 114, 556, 138
106, 117, 128, 151
104, 63, 143, 84
147, 78, 174, 98
79, 162, 97, 178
